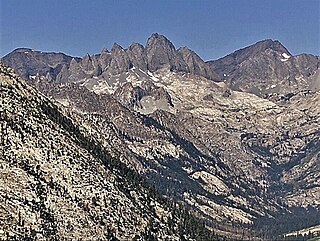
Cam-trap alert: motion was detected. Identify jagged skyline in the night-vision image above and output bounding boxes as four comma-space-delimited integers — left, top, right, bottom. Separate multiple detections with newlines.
1, 0, 319, 60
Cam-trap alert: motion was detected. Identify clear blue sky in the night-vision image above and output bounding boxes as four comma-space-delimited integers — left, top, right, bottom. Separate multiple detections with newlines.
0, 0, 319, 60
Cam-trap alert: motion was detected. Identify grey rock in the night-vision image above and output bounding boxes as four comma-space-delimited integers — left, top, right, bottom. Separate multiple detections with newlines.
108, 43, 132, 75
56, 64, 69, 83
98, 47, 112, 70
113, 80, 173, 112
126, 43, 148, 71
1, 48, 77, 81
3, 36, 318, 99
310, 69, 320, 91
140, 81, 173, 107
146, 33, 188, 72
81, 53, 94, 72
178, 46, 218, 80
68, 58, 86, 82
114, 82, 145, 109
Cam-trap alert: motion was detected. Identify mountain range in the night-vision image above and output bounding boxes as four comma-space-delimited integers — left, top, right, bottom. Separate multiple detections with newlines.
1, 33, 320, 240
3, 33, 319, 96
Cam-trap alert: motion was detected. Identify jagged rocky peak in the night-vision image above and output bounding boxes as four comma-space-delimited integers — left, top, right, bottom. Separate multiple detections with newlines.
68, 57, 86, 82
222, 39, 292, 64
146, 33, 188, 72
127, 42, 147, 71
82, 53, 91, 60
100, 47, 111, 59
111, 42, 124, 52
178, 46, 194, 54
55, 64, 69, 83
108, 43, 132, 75
81, 53, 94, 71
177, 46, 199, 67
249, 39, 291, 54
2, 35, 318, 98
68, 57, 81, 71
101, 47, 109, 53
129, 42, 145, 51
178, 46, 219, 80
146, 33, 176, 71
147, 33, 175, 49
1, 34, 215, 85
99, 47, 111, 69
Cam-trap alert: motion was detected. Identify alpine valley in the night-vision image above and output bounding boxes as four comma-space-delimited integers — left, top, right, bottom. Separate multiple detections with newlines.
1, 33, 319, 241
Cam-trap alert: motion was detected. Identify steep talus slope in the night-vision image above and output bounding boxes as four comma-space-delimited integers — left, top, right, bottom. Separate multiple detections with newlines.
0, 62, 220, 241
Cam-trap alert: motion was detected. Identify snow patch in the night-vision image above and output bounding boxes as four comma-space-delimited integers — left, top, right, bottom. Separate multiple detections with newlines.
282, 53, 291, 59
280, 53, 291, 62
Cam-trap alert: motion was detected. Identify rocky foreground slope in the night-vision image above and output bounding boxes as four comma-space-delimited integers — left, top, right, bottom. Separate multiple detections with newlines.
0, 62, 220, 241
